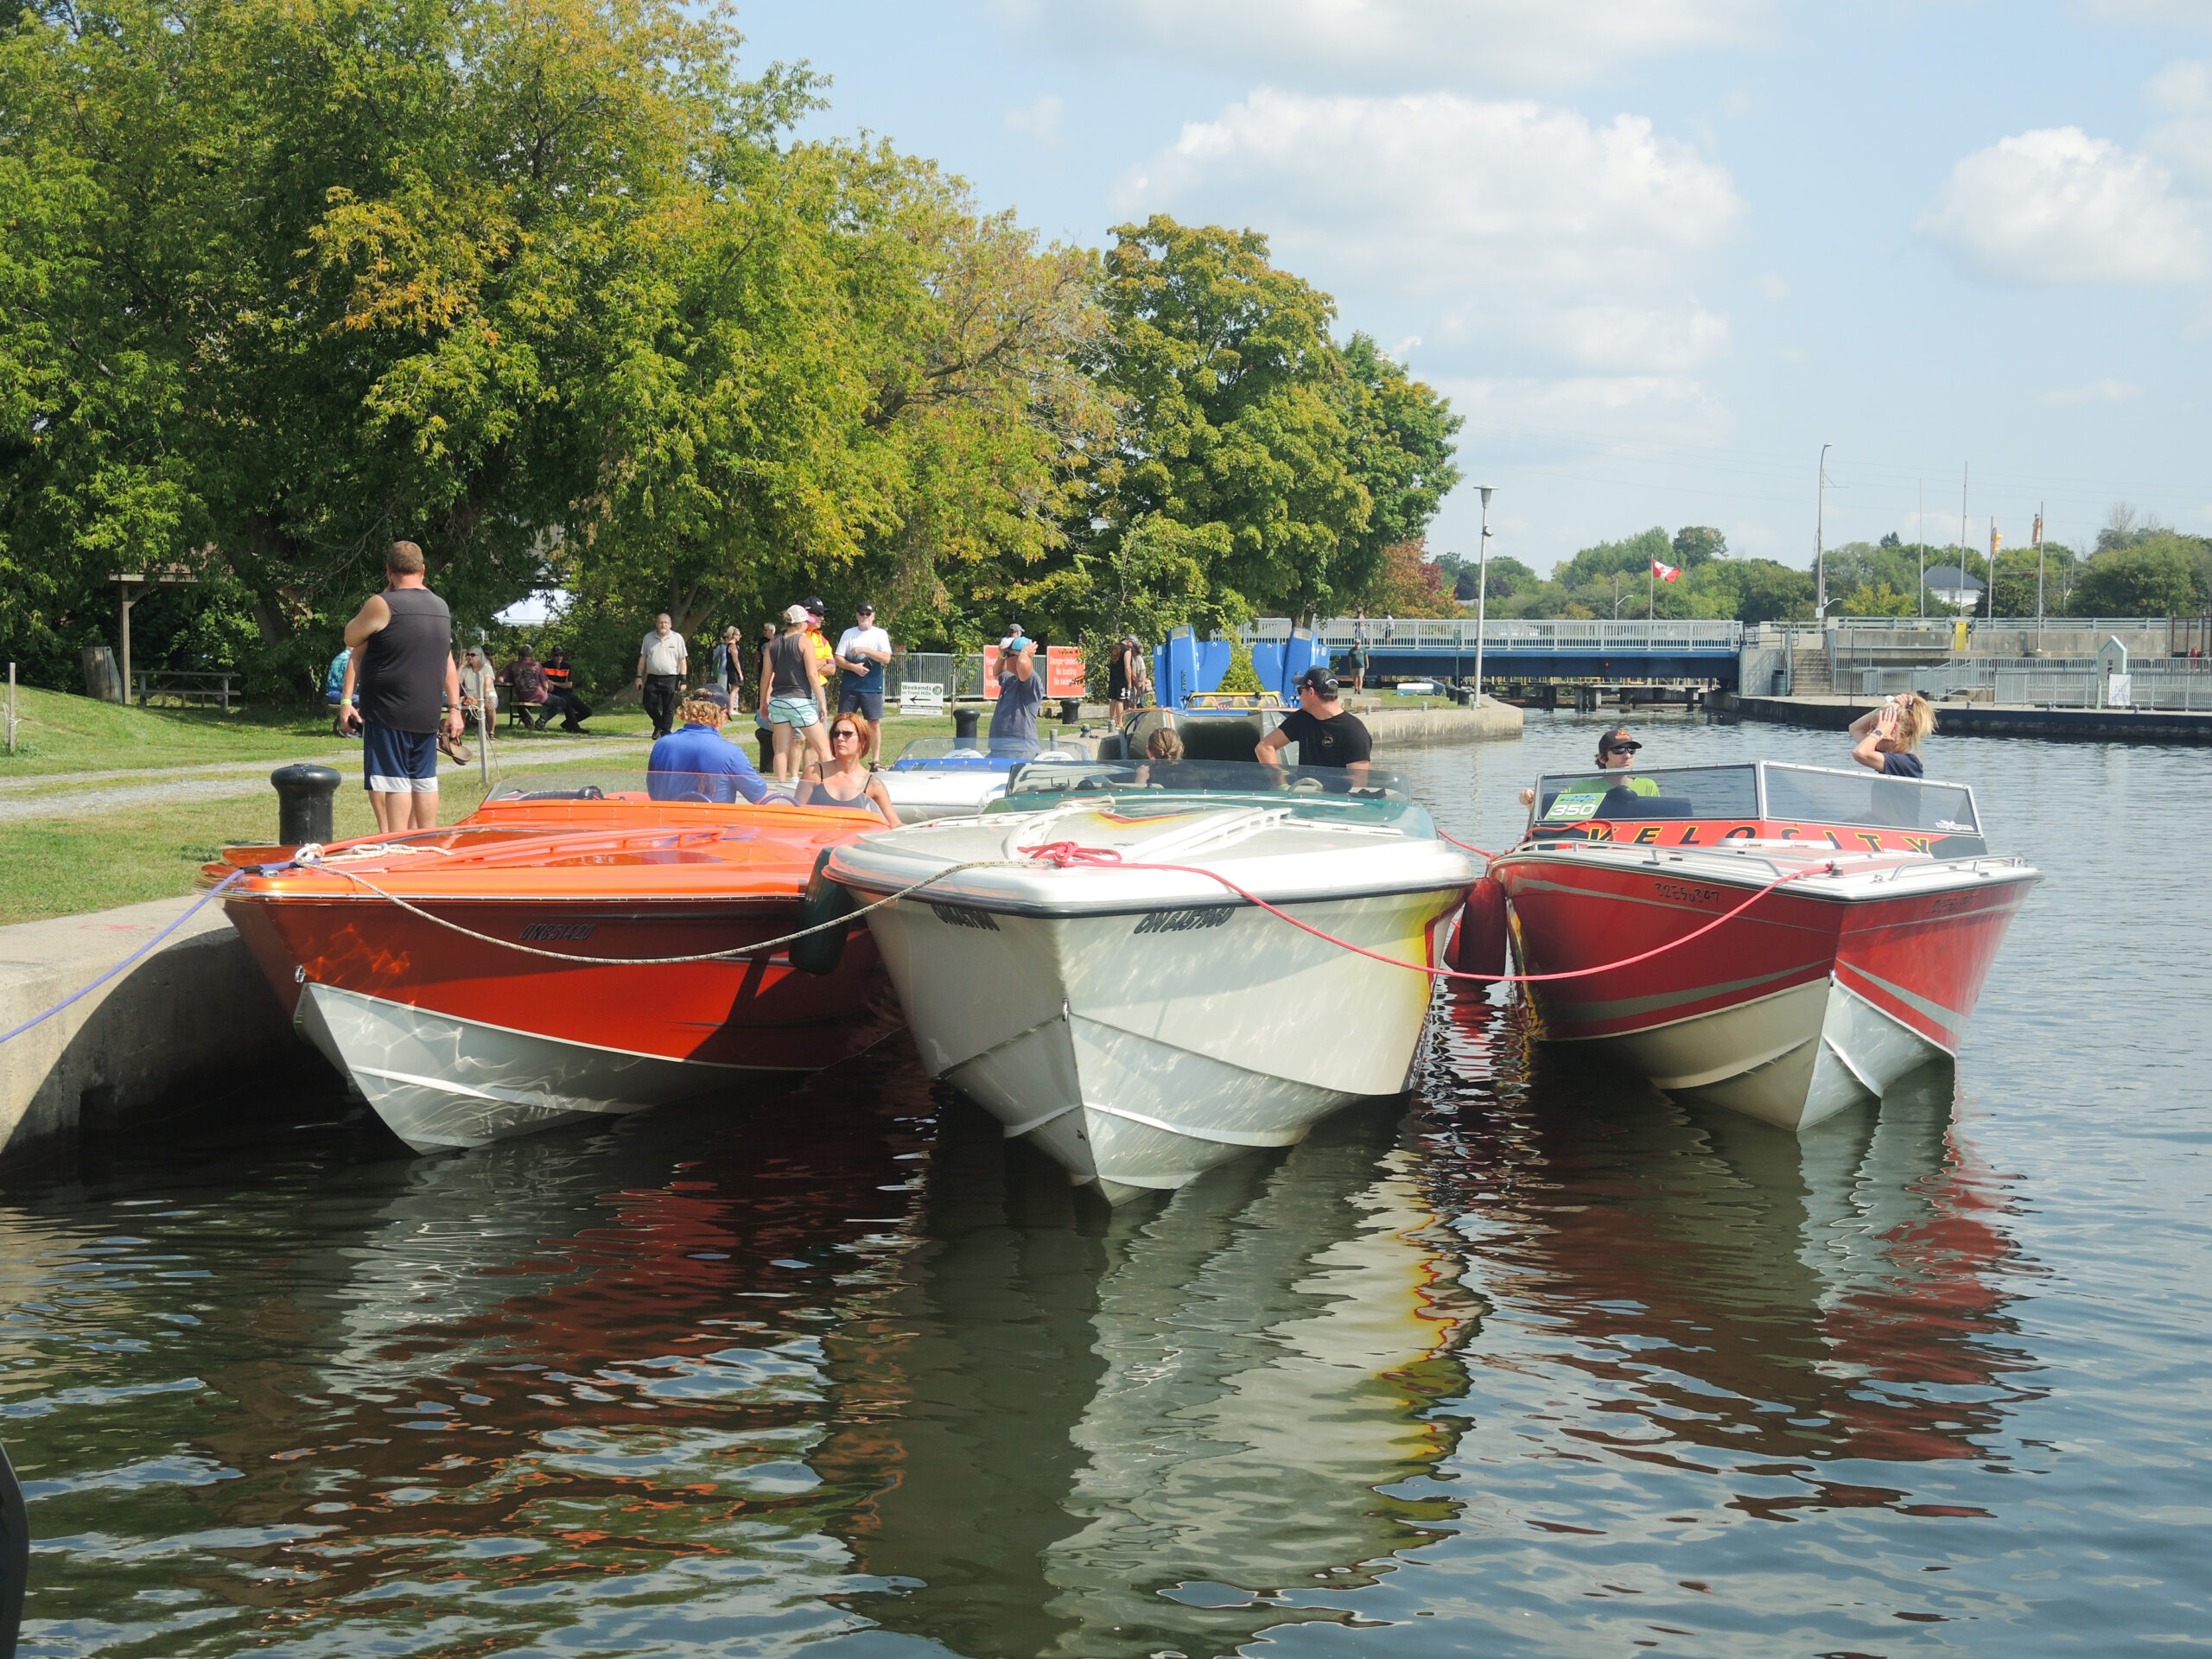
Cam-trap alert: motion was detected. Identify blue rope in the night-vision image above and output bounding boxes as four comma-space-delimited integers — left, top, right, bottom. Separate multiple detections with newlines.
0, 868, 247, 1048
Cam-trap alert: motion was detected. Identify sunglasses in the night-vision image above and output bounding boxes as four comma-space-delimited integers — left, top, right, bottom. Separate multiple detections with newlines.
830, 728, 862, 742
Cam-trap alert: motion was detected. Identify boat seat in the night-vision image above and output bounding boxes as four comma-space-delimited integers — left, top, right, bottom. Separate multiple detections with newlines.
1603, 794, 1696, 820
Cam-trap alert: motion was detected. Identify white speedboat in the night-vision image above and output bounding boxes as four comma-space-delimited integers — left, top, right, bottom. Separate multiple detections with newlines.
874, 736, 1084, 824
825, 759, 1475, 1196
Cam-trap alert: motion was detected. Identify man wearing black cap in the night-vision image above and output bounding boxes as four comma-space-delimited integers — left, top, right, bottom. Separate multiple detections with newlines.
1257, 666, 1371, 785
1520, 727, 1657, 810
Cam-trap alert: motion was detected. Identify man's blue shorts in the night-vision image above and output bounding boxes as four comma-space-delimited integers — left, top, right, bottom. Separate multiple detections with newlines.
363, 723, 439, 792
837, 686, 884, 721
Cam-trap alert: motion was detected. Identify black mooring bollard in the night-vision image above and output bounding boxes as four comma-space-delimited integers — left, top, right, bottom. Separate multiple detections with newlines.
953, 705, 981, 743
271, 763, 341, 846
1058, 697, 1082, 725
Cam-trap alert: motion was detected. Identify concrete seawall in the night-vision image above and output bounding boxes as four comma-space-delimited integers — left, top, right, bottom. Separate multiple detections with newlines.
1355, 696, 1523, 747
1721, 690, 2212, 743
0, 895, 293, 1173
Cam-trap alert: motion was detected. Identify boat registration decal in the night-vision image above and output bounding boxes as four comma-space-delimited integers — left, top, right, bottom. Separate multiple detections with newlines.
1651, 882, 1727, 908
930, 903, 1001, 931
520, 922, 597, 941
1134, 906, 1233, 936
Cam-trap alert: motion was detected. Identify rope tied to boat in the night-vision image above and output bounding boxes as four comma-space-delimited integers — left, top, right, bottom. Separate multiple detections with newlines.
0, 869, 248, 1048
1021, 840, 1817, 985
296, 856, 1035, 967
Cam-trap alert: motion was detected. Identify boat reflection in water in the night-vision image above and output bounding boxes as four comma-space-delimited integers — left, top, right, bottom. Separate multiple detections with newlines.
1427, 990, 2042, 1516
827, 1101, 1479, 1658
4, 1053, 1474, 1657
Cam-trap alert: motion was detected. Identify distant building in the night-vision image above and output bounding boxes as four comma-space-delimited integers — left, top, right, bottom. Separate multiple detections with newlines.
1923, 565, 1987, 612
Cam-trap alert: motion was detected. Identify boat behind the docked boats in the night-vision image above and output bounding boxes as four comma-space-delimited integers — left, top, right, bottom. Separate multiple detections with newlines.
825, 757, 1475, 1198
208, 771, 899, 1154
874, 735, 1082, 824
1485, 760, 2040, 1131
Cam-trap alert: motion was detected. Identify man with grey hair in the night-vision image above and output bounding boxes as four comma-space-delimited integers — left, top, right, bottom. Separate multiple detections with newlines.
634, 613, 688, 739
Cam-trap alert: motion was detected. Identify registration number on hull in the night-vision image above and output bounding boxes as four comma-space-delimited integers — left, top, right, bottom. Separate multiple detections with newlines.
1135, 907, 1232, 936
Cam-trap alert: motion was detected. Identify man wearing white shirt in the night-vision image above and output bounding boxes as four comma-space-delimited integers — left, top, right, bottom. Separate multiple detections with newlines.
634, 613, 689, 738
835, 601, 893, 760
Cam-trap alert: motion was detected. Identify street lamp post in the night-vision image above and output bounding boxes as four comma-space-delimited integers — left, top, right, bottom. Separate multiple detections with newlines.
1471, 486, 1495, 701
1815, 442, 1831, 619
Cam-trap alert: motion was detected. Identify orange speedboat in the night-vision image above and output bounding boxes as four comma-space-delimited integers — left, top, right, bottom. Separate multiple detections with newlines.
208, 778, 899, 1154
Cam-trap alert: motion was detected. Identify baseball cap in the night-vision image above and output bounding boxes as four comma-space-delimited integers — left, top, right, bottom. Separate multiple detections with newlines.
1295, 665, 1340, 696
856, 600, 876, 614
694, 684, 730, 709
1599, 728, 1641, 753
783, 603, 809, 626
803, 596, 826, 615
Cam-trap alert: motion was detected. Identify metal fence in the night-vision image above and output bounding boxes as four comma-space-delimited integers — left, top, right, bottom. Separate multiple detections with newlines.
886, 652, 984, 699
1246, 618, 1746, 652
1857, 658, 2212, 710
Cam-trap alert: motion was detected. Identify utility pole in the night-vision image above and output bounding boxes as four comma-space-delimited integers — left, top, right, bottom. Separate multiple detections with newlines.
2035, 502, 2046, 643
1917, 480, 1926, 620
1815, 442, 1832, 617
1471, 486, 1495, 699
1958, 462, 1969, 563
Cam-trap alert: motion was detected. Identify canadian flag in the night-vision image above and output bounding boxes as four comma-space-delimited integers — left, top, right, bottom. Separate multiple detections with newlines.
1651, 557, 1681, 582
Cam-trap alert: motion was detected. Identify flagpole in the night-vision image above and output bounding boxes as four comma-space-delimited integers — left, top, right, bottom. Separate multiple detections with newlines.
1648, 563, 1654, 620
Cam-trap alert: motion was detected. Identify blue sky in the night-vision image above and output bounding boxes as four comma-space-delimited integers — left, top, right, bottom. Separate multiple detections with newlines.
731, 1, 2212, 580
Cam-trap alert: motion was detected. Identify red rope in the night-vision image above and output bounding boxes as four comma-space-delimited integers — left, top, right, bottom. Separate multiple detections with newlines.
1435, 829, 1498, 861
1018, 841, 1815, 985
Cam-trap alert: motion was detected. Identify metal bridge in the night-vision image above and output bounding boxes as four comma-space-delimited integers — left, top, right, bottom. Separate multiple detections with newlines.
1283, 618, 1746, 686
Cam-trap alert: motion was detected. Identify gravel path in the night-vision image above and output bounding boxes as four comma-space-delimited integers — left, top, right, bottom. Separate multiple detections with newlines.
1, 737, 652, 823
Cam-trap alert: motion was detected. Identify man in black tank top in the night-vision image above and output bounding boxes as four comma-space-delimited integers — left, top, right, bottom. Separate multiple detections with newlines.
339, 541, 461, 833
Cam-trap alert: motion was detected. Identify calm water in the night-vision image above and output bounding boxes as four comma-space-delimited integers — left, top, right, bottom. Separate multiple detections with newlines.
3, 714, 2208, 1656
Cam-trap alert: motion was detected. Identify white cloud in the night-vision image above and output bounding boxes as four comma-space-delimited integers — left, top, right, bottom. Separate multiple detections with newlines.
2079, 0, 2212, 29
1115, 89, 1743, 372
2040, 377, 2145, 404
2146, 59, 2212, 111
992, 0, 1769, 90
1919, 126, 2211, 284
1004, 93, 1065, 145
1436, 374, 1736, 452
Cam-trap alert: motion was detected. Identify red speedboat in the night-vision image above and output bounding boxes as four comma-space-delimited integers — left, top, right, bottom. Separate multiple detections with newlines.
207, 777, 898, 1154
1484, 761, 2039, 1130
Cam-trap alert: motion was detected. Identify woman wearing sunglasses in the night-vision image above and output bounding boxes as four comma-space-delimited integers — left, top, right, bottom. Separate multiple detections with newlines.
795, 713, 902, 824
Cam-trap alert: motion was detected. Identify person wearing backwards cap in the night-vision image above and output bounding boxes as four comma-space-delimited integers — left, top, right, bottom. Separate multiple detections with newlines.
1256, 665, 1371, 786
1519, 727, 1659, 811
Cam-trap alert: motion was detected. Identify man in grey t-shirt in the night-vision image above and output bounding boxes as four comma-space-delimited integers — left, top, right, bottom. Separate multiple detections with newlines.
634, 613, 689, 739
988, 632, 1045, 758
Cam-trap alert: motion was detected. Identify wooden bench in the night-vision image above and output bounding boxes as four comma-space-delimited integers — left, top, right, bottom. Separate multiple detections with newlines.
135, 671, 233, 710
900, 683, 946, 715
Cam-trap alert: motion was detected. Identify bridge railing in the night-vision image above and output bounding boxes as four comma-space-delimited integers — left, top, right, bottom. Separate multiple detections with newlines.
1246, 618, 1745, 653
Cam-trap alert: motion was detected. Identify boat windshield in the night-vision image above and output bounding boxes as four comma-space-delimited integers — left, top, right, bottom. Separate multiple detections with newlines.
993, 759, 1421, 825
1763, 763, 1980, 835
478, 771, 798, 805
1529, 761, 1981, 835
1533, 765, 1758, 826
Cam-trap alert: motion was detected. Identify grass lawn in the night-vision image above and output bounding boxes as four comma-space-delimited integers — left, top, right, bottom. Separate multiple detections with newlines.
0, 695, 1019, 925
0, 683, 676, 778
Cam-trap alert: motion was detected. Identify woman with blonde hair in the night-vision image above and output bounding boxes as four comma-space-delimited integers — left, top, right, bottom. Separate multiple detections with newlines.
795, 712, 900, 823
1849, 692, 1936, 778
761, 604, 830, 782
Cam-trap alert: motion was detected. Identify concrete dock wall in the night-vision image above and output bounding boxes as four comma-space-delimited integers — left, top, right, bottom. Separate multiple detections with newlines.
1355, 696, 1523, 747
1721, 690, 2212, 743
0, 896, 294, 1173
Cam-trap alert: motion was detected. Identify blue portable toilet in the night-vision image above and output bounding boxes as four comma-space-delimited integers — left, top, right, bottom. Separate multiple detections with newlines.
1250, 639, 1286, 695
1160, 626, 1200, 709
1278, 628, 1319, 701
1195, 636, 1232, 696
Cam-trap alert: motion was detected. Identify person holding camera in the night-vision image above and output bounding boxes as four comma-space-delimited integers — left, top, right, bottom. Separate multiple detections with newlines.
1850, 693, 1936, 778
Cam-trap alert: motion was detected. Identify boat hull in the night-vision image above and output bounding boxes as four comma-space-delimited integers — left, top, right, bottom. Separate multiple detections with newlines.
859, 887, 1461, 1194
1494, 843, 2037, 1131
223, 888, 898, 1153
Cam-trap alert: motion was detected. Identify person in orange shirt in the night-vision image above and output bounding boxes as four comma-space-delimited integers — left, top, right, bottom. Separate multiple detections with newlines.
802, 597, 838, 697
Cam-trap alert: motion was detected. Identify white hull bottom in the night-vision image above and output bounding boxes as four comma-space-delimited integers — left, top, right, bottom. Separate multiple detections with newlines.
1586, 975, 1948, 1132
952, 1009, 1363, 1199
865, 892, 1458, 1196
298, 982, 771, 1153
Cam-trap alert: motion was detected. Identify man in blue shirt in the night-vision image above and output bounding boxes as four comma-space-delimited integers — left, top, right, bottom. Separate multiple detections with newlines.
988, 632, 1045, 758
646, 690, 771, 803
